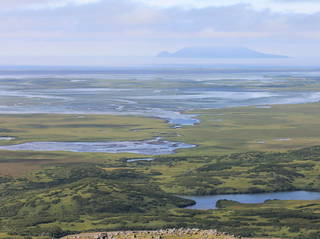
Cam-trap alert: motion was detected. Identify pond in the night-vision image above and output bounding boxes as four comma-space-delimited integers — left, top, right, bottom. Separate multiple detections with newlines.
127, 158, 154, 162
179, 191, 320, 210
0, 137, 14, 141
0, 138, 195, 155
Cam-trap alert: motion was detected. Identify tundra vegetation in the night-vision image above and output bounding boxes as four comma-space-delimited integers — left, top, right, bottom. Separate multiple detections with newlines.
1, 103, 320, 239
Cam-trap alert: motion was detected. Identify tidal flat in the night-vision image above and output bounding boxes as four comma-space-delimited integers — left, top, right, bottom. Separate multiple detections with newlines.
1, 69, 320, 126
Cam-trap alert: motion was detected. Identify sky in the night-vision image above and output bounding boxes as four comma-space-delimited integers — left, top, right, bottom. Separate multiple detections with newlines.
1, 0, 320, 66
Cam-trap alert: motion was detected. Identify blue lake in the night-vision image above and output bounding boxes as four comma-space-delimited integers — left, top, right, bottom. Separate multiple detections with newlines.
180, 191, 320, 210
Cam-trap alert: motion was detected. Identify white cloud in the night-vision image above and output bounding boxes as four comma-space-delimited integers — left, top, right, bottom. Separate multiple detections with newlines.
134, 0, 320, 14
0, 0, 100, 10
2, 0, 320, 13
0, 0, 318, 60
0, 1, 318, 39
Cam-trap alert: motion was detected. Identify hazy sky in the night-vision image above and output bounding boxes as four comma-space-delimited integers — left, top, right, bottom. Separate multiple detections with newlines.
1, 0, 320, 65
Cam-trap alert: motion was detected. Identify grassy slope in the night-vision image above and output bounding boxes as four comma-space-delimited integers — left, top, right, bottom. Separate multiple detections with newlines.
136, 146, 320, 195
2, 148, 320, 238
0, 165, 192, 237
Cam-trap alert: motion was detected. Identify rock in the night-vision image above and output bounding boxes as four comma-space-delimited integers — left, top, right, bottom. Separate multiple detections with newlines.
62, 229, 239, 239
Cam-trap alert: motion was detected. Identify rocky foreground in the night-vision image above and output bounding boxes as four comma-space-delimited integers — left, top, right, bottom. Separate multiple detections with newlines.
62, 229, 240, 239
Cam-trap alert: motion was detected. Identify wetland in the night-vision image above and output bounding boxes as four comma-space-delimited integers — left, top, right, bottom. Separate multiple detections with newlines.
1, 68, 320, 239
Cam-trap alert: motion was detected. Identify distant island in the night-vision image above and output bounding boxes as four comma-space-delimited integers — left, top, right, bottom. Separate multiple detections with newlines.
157, 46, 289, 59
